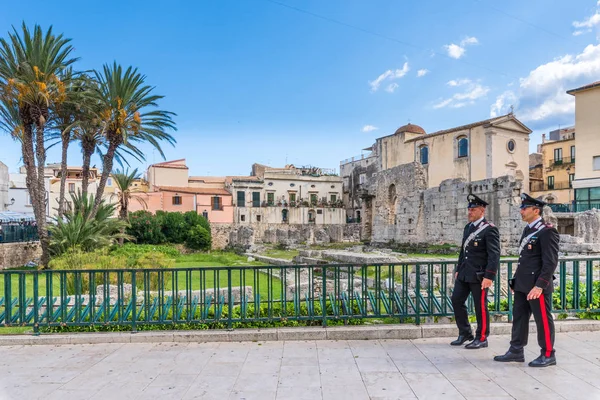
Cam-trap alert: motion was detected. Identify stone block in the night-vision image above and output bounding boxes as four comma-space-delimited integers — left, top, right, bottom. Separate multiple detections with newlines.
229, 329, 278, 342
557, 320, 600, 333
69, 333, 132, 344
377, 325, 421, 340
277, 327, 327, 341
325, 326, 380, 340
172, 330, 230, 343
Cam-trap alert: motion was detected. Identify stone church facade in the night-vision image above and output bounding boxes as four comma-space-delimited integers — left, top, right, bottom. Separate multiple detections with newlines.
341, 113, 532, 253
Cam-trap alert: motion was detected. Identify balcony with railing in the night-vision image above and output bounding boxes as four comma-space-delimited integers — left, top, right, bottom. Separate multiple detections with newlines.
530, 181, 571, 191
548, 156, 575, 168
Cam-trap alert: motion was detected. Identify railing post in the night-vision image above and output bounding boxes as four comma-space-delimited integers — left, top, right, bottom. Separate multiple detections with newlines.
322, 266, 327, 327
507, 262, 513, 322
227, 269, 233, 330
415, 264, 421, 325
131, 271, 137, 333
33, 271, 39, 335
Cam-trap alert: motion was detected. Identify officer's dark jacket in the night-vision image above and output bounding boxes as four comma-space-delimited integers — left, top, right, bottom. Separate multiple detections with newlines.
514, 219, 559, 294
455, 218, 500, 283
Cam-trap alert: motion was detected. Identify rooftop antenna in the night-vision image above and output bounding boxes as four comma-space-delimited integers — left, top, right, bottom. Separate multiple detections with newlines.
509, 105, 514, 115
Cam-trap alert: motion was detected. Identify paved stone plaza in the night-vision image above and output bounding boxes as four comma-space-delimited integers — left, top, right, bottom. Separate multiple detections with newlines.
1, 331, 600, 400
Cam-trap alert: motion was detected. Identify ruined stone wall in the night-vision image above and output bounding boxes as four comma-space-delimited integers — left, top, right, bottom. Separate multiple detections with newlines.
224, 223, 361, 249
210, 224, 234, 250
367, 162, 524, 254
0, 242, 42, 269
575, 210, 600, 244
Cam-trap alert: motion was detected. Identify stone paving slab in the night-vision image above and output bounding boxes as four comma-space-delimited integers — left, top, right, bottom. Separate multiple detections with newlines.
2, 331, 600, 399
1, 320, 599, 346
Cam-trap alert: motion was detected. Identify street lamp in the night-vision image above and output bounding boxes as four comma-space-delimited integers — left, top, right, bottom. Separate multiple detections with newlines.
4, 198, 15, 208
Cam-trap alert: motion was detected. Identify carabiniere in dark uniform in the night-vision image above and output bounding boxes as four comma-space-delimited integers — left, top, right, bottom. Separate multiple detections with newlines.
451, 194, 500, 349
494, 193, 560, 367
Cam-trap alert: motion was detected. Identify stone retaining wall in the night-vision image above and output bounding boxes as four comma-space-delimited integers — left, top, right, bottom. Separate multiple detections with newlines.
0, 242, 42, 269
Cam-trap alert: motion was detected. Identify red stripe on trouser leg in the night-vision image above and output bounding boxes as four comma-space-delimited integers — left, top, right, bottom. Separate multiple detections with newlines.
480, 289, 487, 341
539, 294, 552, 357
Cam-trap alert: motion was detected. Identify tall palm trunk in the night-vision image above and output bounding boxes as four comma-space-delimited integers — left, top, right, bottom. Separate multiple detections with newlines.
94, 140, 119, 214
34, 116, 50, 268
94, 134, 121, 211
81, 135, 95, 198
57, 130, 69, 217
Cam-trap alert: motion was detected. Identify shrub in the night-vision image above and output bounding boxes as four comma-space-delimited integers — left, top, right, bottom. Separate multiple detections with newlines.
161, 212, 187, 243
185, 225, 212, 250
110, 243, 180, 258
183, 211, 210, 232
49, 192, 131, 256
127, 211, 165, 244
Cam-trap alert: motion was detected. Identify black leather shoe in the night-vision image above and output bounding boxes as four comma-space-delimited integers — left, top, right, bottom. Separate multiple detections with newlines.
528, 355, 556, 367
450, 335, 474, 346
465, 339, 488, 349
493, 350, 525, 362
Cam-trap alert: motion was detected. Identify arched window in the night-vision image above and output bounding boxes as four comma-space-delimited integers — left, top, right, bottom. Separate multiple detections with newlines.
457, 137, 468, 158
419, 145, 429, 165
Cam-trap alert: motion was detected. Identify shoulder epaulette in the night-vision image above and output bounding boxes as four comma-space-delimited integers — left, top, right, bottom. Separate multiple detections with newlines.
488, 222, 495, 227
545, 223, 553, 228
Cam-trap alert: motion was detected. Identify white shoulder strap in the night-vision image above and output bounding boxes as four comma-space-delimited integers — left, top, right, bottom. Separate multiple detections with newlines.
518, 221, 546, 254
463, 222, 490, 251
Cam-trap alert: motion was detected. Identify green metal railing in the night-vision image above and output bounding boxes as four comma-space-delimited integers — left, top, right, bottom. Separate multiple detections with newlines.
1, 258, 599, 333
0, 225, 39, 243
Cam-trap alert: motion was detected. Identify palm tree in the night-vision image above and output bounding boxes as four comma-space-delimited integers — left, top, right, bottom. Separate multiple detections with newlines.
0, 23, 78, 267
111, 168, 147, 220
49, 68, 87, 217
48, 191, 131, 256
92, 63, 176, 212
0, 97, 23, 141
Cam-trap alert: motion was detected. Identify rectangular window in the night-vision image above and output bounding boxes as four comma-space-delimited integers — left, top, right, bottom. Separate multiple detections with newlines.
570, 145, 575, 161
252, 192, 260, 207
267, 192, 274, 205
330, 194, 337, 203
594, 156, 600, 171
172, 195, 182, 205
359, 174, 366, 184
240, 215, 245, 222
554, 148, 563, 163
237, 191, 245, 207
68, 183, 75, 193
547, 176, 555, 190
310, 194, 318, 205
107, 178, 112, 186
289, 193, 296, 202
569, 173, 575, 188
257, 215, 261, 222
211, 196, 221, 210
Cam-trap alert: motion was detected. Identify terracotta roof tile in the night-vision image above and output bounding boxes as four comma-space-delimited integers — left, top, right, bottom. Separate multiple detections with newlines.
567, 81, 600, 95
157, 186, 231, 196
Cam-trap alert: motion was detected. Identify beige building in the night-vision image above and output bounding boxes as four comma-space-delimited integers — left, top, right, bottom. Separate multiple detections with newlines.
229, 164, 345, 225
375, 114, 531, 189
567, 81, 600, 210
529, 127, 576, 205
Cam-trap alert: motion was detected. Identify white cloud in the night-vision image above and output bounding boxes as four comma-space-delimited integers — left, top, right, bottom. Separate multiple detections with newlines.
443, 36, 478, 59
461, 36, 479, 46
572, 3, 600, 36
490, 44, 600, 127
434, 80, 490, 109
417, 69, 429, 77
445, 44, 465, 59
447, 78, 471, 87
362, 125, 378, 133
490, 91, 518, 117
369, 62, 410, 92
385, 83, 399, 93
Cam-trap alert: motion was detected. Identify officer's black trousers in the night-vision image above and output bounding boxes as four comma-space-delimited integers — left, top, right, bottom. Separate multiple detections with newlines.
509, 290, 555, 357
451, 279, 490, 340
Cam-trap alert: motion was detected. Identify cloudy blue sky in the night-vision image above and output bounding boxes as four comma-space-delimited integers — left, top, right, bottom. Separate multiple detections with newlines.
1, 0, 599, 176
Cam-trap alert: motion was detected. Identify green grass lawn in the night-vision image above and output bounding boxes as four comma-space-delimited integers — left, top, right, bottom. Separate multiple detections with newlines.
262, 249, 300, 260
0, 251, 281, 300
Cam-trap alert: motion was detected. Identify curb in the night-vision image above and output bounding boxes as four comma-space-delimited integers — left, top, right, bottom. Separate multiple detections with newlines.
1, 320, 599, 346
